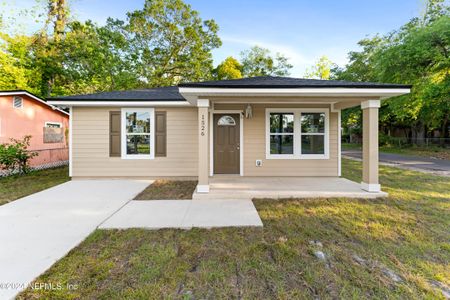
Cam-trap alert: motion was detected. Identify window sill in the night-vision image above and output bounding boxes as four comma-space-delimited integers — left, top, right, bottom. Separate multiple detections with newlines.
121, 155, 154, 160
266, 154, 329, 160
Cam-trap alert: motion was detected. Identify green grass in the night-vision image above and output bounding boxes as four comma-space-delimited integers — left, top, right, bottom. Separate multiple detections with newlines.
134, 180, 198, 200
343, 142, 450, 160
0, 166, 70, 206
18, 161, 450, 299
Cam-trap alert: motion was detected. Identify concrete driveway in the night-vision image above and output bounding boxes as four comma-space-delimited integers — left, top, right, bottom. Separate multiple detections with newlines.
0, 180, 149, 300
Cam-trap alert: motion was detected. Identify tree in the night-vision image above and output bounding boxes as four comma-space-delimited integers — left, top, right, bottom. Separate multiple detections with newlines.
303, 55, 336, 79
213, 56, 242, 80
126, 0, 221, 87
335, 0, 450, 143
49, 20, 140, 95
240, 46, 292, 77
0, 34, 33, 91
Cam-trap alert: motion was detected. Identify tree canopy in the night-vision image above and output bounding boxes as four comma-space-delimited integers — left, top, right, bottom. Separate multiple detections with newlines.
334, 0, 449, 141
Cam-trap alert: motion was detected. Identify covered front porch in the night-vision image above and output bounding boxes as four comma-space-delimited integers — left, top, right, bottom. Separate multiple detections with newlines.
193, 176, 388, 200
178, 76, 411, 197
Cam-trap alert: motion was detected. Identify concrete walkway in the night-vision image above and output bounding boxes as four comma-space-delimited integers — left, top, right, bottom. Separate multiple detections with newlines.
99, 199, 263, 229
343, 150, 450, 176
0, 180, 149, 300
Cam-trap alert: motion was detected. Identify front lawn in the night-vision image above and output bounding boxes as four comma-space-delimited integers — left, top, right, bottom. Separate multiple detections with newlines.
19, 160, 449, 299
0, 166, 70, 206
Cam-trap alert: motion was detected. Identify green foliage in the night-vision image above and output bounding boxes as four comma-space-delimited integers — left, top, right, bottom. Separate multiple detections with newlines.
240, 45, 292, 77
0, 136, 38, 175
213, 56, 243, 80
304, 55, 336, 80
126, 0, 221, 87
0, 0, 221, 96
336, 0, 450, 138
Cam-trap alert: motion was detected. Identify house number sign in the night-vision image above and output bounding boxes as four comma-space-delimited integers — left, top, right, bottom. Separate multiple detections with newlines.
200, 114, 206, 136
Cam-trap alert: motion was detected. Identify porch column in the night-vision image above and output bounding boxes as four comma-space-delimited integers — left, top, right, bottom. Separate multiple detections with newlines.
197, 99, 210, 193
361, 100, 381, 192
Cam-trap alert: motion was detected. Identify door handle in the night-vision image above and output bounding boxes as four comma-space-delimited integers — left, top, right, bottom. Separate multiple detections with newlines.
237, 144, 240, 150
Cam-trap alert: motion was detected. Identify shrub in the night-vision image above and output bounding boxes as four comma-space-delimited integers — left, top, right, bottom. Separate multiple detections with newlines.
0, 136, 38, 175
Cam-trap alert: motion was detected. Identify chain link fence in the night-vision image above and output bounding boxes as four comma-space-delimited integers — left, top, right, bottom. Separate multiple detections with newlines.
0, 148, 68, 177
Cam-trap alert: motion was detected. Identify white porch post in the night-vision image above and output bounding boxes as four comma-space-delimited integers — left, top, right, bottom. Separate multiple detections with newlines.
361, 100, 381, 192
197, 99, 210, 193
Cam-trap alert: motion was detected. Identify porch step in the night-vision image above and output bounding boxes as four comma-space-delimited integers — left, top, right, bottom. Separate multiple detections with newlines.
192, 190, 386, 200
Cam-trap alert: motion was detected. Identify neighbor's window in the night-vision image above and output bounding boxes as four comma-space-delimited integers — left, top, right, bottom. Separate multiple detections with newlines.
266, 109, 329, 159
121, 108, 154, 159
45, 122, 62, 128
13, 96, 23, 109
301, 113, 325, 155
269, 113, 294, 155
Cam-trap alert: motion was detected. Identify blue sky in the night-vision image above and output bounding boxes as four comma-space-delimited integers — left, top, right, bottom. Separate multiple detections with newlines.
3, 0, 427, 76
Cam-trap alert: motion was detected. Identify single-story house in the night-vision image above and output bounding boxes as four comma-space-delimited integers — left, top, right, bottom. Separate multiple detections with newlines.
48, 76, 411, 197
0, 90, 69, 169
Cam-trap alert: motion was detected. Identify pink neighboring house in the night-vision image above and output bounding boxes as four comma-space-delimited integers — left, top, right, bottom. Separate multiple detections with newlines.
0, 90, 69, 168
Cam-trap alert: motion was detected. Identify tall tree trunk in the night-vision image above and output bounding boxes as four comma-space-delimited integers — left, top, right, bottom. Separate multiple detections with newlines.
48, 0, 67, 42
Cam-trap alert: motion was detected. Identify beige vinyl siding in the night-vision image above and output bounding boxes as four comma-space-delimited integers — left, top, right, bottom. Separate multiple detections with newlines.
214, 103, 339, 177
72, 106, 198, 177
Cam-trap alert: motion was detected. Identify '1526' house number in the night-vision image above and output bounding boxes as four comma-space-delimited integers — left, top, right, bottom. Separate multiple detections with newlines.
200, 114, 206, 136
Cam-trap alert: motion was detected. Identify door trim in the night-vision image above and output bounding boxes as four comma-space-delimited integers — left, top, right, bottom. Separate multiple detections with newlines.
210, 110, 244, 176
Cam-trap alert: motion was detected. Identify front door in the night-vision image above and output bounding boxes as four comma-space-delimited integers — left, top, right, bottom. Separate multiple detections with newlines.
214, 114, 240, 174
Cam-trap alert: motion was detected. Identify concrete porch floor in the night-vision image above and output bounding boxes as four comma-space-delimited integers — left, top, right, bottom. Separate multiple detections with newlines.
193, 176, 387, 200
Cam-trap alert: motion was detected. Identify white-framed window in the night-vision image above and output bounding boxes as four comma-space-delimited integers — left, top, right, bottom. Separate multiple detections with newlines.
13, 96, 23, 109
266, 108, 329, 159
121, 108, 155, 159
45, 122, 62, 128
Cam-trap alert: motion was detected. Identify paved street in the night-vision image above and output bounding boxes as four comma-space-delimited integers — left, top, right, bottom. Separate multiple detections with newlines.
343, 150, 450, 176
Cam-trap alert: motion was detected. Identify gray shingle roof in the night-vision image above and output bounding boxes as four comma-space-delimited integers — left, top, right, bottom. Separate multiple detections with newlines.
178, 76, 411, 89
49, 76, 411, 101
49, 86, 185, 101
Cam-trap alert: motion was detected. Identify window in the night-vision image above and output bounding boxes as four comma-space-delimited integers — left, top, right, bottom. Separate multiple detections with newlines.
45, 122, 62, 128
121, 108, 154, 159
269, 113, 294, 155
266, 109, 329, 159
217, 115, 236, 126
13, 96, 23, 109
301, 113, 325, 155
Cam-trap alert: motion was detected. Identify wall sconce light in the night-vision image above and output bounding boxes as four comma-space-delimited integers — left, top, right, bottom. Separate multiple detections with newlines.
245, 104, 253, 119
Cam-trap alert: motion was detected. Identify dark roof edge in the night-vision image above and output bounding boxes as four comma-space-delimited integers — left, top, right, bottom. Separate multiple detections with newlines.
178, 83, 412, 89
47, 98, 188, 101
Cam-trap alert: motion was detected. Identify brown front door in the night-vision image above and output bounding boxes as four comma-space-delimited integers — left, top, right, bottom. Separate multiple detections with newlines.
214, 114, 240, 174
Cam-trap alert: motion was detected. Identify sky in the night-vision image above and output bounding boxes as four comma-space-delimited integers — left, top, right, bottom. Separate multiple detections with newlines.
2, 0, 429, 76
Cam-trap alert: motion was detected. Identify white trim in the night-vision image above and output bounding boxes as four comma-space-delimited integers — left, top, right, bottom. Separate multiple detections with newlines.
209, 103, 214, 176
44, 121, 62, 128
179, 87, 411, 98
337, 110, 341, 176
68, 107, 73, 177
47, 100, 191, 107
121, 108, 155, 160
196, 184, 210, 193
211, 110, 244, 176
265, 108, 330, 160
0, 91, 70, 115
361, 99, 381, 109
361, 182, 381, 192
197, 99, 210, 107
